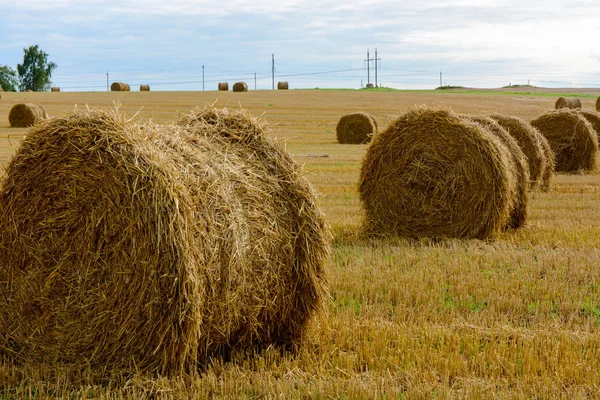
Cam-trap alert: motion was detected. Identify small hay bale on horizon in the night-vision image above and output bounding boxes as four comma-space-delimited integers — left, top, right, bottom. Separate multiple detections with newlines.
8, 103, 48, 127
277, 81, 289, 90
218, 82, 229, 91
51, 87, 60, 92
489, 114, 548, 191
555, 96, 582, 109
336, 112, 377, 144
359, 107, 517, 239
0, 106, 329, 376
232, 82, 248, 92
140, 84, 150, 91
110, 82, 130, 91
531, 109, 598, 173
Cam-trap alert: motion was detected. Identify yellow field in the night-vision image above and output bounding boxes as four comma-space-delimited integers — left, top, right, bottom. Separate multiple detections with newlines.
1, 90, 600, 398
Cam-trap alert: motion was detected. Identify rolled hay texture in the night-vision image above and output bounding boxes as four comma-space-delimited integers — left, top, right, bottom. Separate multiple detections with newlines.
336, 112, 377, 144
232, 82, 248, 92
555, 96, 582, 109
277, 81, 289, 90
531, 109, 598, 173
140, 84, 150, 91
8, 103, 48, 127
536, 132, 554, 191
110, 82, 130, 91
218, 82, 229, 91
0, 107, 329, 376
462, 115, 530, 229
596, 96, 600, 112
489, 114, 548, 190
359, 107, 516, 239
578, 109, 600, 140
50, 87, 60, 92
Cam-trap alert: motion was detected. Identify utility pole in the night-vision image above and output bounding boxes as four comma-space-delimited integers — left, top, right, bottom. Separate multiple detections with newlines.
272, 54, 275, 90
202, 65, 205, 91
374, 48, 381, 87
254, 72, 257, 90
364, 49, 381, 87
106, 72, 109, 92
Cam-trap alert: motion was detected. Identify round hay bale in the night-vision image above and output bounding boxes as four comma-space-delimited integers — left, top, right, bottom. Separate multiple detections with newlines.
218, 82, 229, 91
110, 82, 130, 91
578, 109, 600, 140
536, 132, 554, 191
277, 81, 289, 90
489, 114, 547, 190
359, 107, 515, 239
531, 109, 598, 173
596, 96, 600, 112
50, 87, 60, 92
555, 96, 582, 109
232, 82, 248, 92
462, 115, 530, 229
140, 84, 150, 91
0, 107, 329, 375
366, 83, 374, 88
8, 103, 48, 127
336, 112, 377, 144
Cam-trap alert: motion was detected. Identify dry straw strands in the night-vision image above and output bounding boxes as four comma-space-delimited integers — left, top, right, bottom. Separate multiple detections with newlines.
489, 114, 548, 191
110, 82, 130, 91
218, 82, 229, 91
462, 115, 530, 229
537, 133, 554, 191
531, 109, 598, 173
555, 96, 582, 109
50, 87, 60, 92
0, 106, 329, 376
277, 81, 289, 90
140, 84, 150, 91
359, 107, 516, 239
8, 103, 48, 127
336, 112, 377, 144
578, 109, 600, 140
232, 82, 248, 92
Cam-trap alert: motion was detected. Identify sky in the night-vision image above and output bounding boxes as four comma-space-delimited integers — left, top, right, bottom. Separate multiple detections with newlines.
0, 0, 599, 91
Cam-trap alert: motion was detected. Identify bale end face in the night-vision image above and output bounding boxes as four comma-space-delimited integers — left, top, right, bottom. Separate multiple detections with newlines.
336, 113, 377, 144
110, 82, 131, 91
218, 82, 229, 91
232, 82, 248, 92
277, 81, 289, 90
8, 103, 48, 127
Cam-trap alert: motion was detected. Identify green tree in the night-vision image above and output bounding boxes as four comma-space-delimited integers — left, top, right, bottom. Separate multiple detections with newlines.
0, 65, 18, 91
17, 45, 57, 92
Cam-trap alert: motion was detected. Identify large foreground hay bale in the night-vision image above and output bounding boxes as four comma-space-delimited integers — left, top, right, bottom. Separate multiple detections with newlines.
110, 82, 130, 91
359, 107, 516, 239
463, 115, 530, 229
0, 107, 329, 376
277, 81, 289, 90
489, 114, 547, 190
232, 82, 248, 92
555, 96, 582, 109
8, 103, 48, 127
218, 82, 229, 91
50, 86, 60, 92
531, 109, 598, 173
140, 84, 150, 91
336, 112, 377, 144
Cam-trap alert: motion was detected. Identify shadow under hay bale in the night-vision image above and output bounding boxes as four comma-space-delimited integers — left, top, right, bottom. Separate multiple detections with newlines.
8, 103, 48, 127
336, 112, 377, 144
50, 87, 60, 92
277, 81, 289, 90
140, 84, 150, 91
218, 82, 229, 91
232, 82, 248, 92
489, 114, 547, 191
110, 82, 130, 91
462, 115, 530, 229
359, 107, 516, 239
555, 97, 582, 109
0, 107, 329, 376
531, 109, 598, 173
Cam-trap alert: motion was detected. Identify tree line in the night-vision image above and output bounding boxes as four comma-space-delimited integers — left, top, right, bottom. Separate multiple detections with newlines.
0, 45, 57, 92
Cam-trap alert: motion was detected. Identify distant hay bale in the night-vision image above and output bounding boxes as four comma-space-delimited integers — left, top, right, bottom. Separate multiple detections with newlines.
359, 107, 515, 239
277, 81, 289, 90
218, 82, 229, 91
366, 83, 374, 88
8, 103, 48, 127
531, 109, 598, 173
232, 82, 248, 92
50, 87, 60, 92
0, 107, 329, 376
555, 96, 582, 109
462, 115, 529, 229
110, 82, 130, 91
140, 84, 150, 91
489, 114, 547, 190
336, 112, 377, 144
